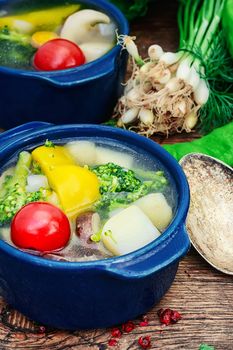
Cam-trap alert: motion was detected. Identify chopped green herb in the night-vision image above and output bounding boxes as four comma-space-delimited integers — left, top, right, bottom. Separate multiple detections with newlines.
45, 139, 55, 148
91, 229, 102, 243
104, 230, 117, 244
31, 161, 42, 175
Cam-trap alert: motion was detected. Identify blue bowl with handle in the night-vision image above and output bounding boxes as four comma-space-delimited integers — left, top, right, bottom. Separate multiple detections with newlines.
0, 0, 129, 129
0, 122, 190, 330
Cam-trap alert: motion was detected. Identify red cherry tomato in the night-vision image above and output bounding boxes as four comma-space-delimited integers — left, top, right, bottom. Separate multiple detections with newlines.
33, 38, 85, 71
11, 202, 71, 252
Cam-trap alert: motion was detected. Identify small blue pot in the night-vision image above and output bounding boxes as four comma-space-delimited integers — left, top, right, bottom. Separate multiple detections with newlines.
0, 0, 129, 129
0, 122, 190, 330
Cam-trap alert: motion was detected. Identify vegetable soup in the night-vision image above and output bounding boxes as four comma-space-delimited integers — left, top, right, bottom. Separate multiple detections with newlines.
0, 0, 117, 70
0, 139, 176, 261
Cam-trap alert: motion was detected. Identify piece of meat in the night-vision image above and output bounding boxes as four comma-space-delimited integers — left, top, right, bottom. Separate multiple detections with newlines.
76, 212, 101, 246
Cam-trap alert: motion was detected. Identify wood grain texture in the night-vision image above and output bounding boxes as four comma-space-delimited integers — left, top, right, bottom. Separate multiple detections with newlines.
0, 1, 232, 349
0, 250, 232, 350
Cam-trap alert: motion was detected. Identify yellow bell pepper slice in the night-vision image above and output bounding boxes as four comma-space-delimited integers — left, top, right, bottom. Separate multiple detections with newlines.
32, 145, 100, 215
32, 145, 75, 175
0, 4, 80, 34
31, 31, 59, 48
47, 165, 100, 215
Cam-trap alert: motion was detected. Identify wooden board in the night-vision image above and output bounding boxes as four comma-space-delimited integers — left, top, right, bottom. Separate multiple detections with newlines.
0, 1, 232, 349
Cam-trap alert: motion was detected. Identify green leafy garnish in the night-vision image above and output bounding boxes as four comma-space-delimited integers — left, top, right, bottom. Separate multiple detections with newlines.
45, 139, 55, 148
104, 230, 117, 244
91, 229, 102, 243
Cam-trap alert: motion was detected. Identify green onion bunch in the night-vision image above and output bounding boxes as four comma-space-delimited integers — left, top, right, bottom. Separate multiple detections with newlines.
114, 0, 233, 136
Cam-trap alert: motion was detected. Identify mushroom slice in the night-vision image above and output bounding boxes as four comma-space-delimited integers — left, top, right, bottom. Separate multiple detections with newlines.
60, 9, 111, 45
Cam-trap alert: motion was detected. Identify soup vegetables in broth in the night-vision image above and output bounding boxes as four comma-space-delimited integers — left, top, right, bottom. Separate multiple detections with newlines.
0, 0, 117, 70
0, 140, 173, 260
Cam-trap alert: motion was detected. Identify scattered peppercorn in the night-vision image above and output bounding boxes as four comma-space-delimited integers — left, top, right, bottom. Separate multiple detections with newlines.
108, 338, 118, 347
158, 308, 182, 325
138, 336, 151, 349
122, 320, 135, 333
111, 327, 122, 338
170, 310, 182, 323
139, 316, 149, 327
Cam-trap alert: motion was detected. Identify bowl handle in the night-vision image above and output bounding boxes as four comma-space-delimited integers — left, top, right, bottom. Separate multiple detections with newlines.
27, 55, 119, 87
105, 225, 190, 280
0, 122, 53, 148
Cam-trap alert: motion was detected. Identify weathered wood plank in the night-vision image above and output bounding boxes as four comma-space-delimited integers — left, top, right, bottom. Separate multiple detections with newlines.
0, 250, 231, 350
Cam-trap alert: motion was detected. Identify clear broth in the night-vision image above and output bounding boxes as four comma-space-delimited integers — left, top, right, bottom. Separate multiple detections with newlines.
0, 139, 177, 261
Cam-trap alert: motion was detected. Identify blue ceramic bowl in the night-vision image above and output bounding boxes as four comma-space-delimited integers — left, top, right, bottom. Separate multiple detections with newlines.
0, 0, 129, 129
0, 122, 190, 330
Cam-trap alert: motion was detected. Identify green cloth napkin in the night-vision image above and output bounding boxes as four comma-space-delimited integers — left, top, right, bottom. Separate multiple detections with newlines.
163, 122, 233, 167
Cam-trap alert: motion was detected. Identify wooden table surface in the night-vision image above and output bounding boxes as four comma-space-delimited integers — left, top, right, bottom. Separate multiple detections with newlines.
0, 1, 232, 349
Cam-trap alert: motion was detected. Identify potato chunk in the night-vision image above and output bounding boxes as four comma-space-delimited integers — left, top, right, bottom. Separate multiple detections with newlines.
95, 147, 133, 169
65, 141, 97, 166
65, 142, 133, 169
135, 193, 173, 231
101, 205, 160, 256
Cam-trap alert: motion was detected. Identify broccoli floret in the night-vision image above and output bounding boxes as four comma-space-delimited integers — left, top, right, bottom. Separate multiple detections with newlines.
92, 163, 142, 194
91, 163, 168, 214
95, 182, 153, 214
134, 168, 168, 183
0, 151, 46, 225
0, 26, 36, 69
31, 161, 42, 175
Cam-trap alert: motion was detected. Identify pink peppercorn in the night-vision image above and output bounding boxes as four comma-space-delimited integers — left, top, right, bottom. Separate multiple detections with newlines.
138, 336, 151, 349
122, 321, 135, 333
139, 315, 149, 327
108, 338, 118, 347
158, 308, 182, 325
111, 328, 122, 338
